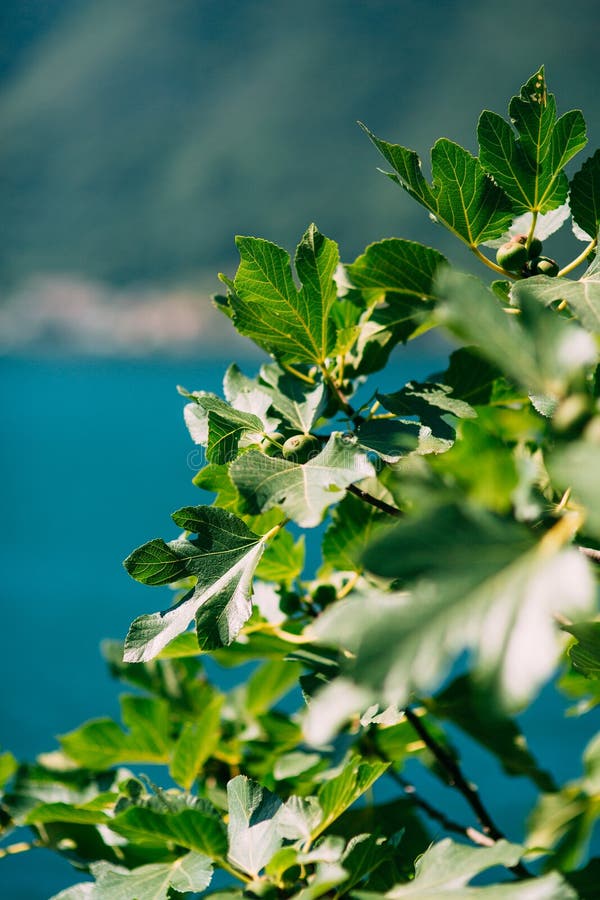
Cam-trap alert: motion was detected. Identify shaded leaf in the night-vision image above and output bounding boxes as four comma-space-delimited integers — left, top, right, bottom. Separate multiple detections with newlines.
379, 838, 575, 898
436, 269, 597, 398
307, 505, 595, 742
240, 659, 303, 716
256, 528, 305, 585
111, 805, 228, 858
195, 396, 264, 464
563, 622, 600, 679
260, 364, 327, 433
511, 268, 600, 335
548, 441, 600, 540
169, 694, 224, 790
441, 348, 500, 405
356, 419, 421, 460
322, 492, 391, 573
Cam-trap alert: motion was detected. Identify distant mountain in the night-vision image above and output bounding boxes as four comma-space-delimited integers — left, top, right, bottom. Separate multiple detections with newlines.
1, 0, 599, 288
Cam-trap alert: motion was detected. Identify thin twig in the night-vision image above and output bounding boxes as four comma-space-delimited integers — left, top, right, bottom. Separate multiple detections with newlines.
0, 840, 41, 858
403, 707, 532, 879
386, 768, 495, 848
579, 546, 600, 564
347, 484, 403, 518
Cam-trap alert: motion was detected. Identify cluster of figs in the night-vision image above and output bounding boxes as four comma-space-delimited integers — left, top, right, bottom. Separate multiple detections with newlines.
496, 233, 559, 277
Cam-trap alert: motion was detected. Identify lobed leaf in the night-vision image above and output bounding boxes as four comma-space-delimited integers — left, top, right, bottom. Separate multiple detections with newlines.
347, 238, 446, 304
231, 225, 339, 364
306, 505, 596, 742
478, 67, 586, 214
124, 507, 268, 662
54, 853, 213, 900
511, 264, 600, 335
376, 838, 575, 898
362, 125, 512, 247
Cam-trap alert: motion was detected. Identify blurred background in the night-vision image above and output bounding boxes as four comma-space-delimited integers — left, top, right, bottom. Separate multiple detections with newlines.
1, 1, 599, 896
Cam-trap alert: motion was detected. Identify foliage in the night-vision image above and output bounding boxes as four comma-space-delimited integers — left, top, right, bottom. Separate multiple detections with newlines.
2, 68, 600, 898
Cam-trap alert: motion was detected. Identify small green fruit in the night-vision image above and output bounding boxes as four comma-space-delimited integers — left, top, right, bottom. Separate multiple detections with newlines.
261, 432, 284, 455
496, 241, 528, 271
527, 237, 543, 258
282, 433, 321, 463
530, 256, 559, 277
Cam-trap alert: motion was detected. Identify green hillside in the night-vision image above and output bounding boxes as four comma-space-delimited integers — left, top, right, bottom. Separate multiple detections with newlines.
1, 0, 599, 287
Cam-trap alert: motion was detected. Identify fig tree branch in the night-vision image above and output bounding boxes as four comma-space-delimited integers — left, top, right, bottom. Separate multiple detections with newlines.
403, 706, 532, 879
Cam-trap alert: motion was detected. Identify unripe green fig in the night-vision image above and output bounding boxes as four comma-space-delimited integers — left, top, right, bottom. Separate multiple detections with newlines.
527, 237, 543, 258
260, 432, 285, 455
530, 256, 559, 277
282, 433, 321, 463
496, 241, 528, 271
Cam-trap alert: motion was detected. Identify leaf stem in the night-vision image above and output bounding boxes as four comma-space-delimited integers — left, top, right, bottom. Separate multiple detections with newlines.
470, 246, 517, 279
347, 484, 403, 518
337, 571, 361, 600
319, 364, 356, 419
525, 211, 538, 252
261, 432, 285, 452
216, 857, 252, 883
579, 545, 600, 564
558, 238, 597, 277
283, 364, 316, 385
261, 518, 289, 543
402, 706, 532, 879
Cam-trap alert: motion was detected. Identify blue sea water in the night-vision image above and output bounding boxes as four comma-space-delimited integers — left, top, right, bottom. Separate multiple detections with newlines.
0, 355, 598, 898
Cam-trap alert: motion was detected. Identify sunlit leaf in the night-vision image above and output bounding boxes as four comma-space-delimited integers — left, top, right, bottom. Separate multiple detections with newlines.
478, 68, 586, 214
124, 508, 268, 661
227, 775, 282, 876
362, 126, 512, 247
231, 224, 339, 364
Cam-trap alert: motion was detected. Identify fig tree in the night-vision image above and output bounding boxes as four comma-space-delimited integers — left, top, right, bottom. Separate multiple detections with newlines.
496, 241, 528, 271
282, 433, 321, 463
